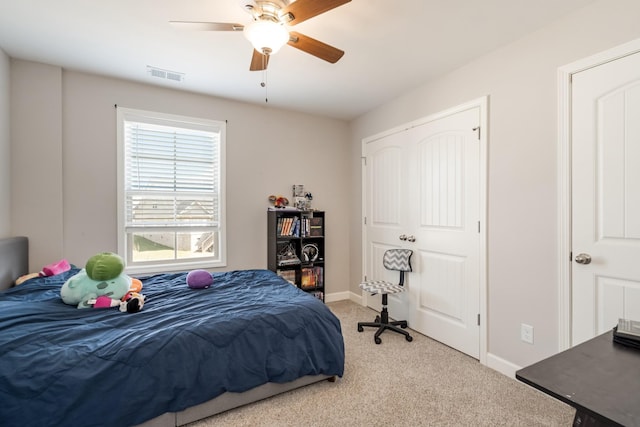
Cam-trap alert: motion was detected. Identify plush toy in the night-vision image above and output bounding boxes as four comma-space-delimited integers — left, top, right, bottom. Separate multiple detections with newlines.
129, 278, 143, 293
186, 269, 213, 289
15, 273, 40, 286
87, 279, 146, 313
15, 258, 72, 285
61, 252, 131, 309
88, 295, 121, 309
268, 194, 289, 208
42, 259, 71, 277
120, 292, 145, 313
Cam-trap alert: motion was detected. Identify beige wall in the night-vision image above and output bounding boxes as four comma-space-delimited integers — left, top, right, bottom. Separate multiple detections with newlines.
10, 60, 64, 267
349, 0, 640, 370
10, 65, 351, 298
0, 48, 9, 236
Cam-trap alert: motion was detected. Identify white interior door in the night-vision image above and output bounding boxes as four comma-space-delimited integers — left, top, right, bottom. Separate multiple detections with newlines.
571, 51, 640, 345
407, 107, 481, 359
363, 131, 411, 321
363, 103, 483, 359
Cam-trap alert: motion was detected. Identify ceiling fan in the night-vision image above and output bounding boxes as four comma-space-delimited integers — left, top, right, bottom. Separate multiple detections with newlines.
171, 0, 351, 71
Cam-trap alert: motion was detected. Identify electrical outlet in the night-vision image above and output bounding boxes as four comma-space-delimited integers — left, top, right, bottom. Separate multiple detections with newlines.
521, 323, 534, 344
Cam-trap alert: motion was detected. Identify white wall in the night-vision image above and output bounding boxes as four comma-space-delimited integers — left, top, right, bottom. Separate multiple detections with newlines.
349, 0, 640, 370
10, 64, 351, 298
0, 48, 9, 236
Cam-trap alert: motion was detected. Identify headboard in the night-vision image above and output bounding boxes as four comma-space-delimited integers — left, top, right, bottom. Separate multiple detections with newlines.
0, 237, 28, 291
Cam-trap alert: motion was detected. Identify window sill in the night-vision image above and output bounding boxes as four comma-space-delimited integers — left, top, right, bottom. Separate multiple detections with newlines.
125, 259, 226, 276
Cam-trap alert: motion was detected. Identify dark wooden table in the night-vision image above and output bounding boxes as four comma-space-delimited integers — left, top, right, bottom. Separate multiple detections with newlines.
516, 330, 640, 427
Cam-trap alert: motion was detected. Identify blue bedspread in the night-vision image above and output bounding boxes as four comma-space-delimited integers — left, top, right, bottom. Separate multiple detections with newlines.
0, 269, 344, 427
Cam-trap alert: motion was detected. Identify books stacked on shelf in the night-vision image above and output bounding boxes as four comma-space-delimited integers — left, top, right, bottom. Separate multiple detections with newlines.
301, 217, 323, 237
309, 217, 323, 237
277, 217, 300, 237
301, 266, 323, 290
276, 269, 296, 285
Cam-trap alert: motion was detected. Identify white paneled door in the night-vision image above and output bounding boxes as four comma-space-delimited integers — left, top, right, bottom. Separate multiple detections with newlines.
571, 51, 640, 345
363, 105, 482, 358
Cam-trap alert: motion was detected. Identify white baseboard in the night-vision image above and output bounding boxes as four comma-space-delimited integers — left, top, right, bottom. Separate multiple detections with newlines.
325, 290, 362, 304
324, 291, 349, 303
348, 291, 363, 304
486, 352, 522, 378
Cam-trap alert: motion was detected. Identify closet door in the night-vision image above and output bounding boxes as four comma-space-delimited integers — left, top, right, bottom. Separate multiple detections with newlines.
363, 106, 481, 359
363, 130, 411, 321
406, 107, 481, 359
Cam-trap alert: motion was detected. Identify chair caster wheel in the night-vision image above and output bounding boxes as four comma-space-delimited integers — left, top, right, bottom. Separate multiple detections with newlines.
400, 324, 407, 329
375, 337, 382, 344
406, 335, 413, 342
357, 325, 363, 332
375, 316, 380, 323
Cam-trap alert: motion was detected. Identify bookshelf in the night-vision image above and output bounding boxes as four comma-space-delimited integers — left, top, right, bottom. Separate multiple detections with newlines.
268, 209, 325, 301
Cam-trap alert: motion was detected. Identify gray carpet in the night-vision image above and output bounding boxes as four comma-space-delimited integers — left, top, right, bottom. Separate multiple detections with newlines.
187, 300, 574, 426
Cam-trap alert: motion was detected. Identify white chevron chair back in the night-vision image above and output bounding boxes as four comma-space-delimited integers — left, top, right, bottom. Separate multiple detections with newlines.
382, 249, 412, 272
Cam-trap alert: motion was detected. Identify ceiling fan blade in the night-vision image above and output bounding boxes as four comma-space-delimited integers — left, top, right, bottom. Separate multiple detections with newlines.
249, 49, 269, 71
287, 31, 344, 64
169, 21, 244, 31
281, 0, 351, 25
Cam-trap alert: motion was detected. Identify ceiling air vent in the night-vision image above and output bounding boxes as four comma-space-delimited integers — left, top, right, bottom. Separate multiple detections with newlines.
147, 66, 185, 82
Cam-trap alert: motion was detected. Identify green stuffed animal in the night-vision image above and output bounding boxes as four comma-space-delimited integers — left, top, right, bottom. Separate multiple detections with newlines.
61, 252, 131, 309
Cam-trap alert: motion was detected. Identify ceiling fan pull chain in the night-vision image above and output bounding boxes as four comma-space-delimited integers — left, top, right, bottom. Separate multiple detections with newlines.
262, 62, 268, 103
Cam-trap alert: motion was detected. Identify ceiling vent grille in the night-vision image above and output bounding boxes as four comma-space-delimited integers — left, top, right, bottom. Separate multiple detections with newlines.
147, 66, 185, 82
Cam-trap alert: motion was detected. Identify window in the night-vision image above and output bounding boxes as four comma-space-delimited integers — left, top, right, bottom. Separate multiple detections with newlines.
117, 108, 226, 274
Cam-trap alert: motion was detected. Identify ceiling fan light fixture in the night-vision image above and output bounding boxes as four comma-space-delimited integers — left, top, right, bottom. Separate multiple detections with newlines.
243, 20, 289, 55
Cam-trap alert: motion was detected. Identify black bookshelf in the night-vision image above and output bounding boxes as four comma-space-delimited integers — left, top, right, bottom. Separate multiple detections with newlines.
267, 209, 325, 302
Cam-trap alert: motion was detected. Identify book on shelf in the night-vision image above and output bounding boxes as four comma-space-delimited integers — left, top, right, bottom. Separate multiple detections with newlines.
277, 217, 300, 237
300, 217, 323, 237
278, 259, 300, 266
301, 266, 323, 290
276, 269, 296, 285
309, 217, 323, 237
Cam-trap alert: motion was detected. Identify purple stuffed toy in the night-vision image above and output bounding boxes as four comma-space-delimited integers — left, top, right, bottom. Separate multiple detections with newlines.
186, 269, 213, 289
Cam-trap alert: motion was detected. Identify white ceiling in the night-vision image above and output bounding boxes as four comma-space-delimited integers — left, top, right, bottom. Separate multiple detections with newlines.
0, 0, 595, 120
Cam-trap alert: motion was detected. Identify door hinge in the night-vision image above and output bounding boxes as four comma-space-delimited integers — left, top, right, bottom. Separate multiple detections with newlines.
472, 126, 481, 140
364, 216, 367, 225
477, 314, 480, 326
361, 156, 367, 166
477, 221, 481, 233
569, 251, 572, 261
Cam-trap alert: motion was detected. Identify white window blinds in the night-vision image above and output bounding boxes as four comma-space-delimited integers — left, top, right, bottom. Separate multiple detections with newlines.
123, 119, 221, 231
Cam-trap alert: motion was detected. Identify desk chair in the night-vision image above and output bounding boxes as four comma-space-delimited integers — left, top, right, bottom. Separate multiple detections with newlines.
358, 249, 413, 344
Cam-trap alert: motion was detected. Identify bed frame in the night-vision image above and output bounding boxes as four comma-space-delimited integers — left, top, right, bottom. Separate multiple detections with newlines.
0, 237, 335, 427
138, 374, 334, 427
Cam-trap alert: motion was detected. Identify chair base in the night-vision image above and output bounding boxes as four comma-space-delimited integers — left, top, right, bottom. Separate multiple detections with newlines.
357, 308, 413, 344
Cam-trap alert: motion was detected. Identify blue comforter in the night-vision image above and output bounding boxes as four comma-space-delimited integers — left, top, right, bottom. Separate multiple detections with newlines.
0, 269, 344, 427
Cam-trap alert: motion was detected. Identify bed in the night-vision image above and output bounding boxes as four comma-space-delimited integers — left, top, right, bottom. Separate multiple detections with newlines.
0, 237, 345, 427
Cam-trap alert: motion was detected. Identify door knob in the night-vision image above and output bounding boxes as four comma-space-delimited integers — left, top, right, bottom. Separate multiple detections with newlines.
575, 253, 592, 265
399, 234, 407, 241
407, 235, 416, 242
